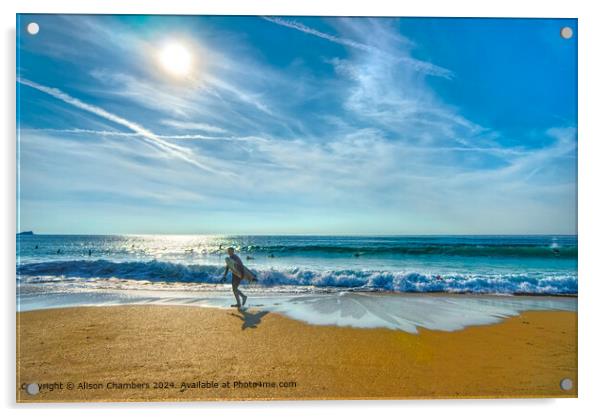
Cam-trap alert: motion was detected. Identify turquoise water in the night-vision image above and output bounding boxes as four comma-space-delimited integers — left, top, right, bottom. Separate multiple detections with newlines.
17, 234, 577, 294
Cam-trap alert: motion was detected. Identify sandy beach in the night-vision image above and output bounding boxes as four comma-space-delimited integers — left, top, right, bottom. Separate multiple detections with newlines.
17, 303, 577, 402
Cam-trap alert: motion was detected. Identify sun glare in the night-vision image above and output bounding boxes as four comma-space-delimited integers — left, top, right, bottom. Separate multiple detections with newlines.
158, 42, 193, 77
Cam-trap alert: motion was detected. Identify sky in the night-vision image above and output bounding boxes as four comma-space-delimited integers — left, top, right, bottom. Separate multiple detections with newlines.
16, 15, 577, 235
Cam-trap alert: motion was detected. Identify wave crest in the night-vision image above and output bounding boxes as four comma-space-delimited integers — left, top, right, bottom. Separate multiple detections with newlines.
17, 259, 577, 295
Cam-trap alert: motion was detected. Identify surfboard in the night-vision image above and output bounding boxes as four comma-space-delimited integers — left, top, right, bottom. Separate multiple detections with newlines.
225, 257, 257, 281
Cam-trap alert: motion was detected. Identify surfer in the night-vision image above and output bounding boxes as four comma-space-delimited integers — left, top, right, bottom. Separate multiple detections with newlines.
221, 247, 248, 309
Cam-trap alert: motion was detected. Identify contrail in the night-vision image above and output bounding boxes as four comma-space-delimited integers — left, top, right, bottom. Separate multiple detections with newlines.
25, 128, 269, 143
17, 78, 215, 172
263, 16, 377, 54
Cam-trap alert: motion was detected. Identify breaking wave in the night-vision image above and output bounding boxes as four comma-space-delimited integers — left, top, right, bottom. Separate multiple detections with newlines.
17, 259, 577, 295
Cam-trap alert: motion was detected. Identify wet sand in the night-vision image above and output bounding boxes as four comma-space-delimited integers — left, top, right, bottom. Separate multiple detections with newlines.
17, 305, 577, 402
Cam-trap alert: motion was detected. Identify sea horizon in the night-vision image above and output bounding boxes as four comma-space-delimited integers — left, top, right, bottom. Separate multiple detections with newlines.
17, 232, 578, 237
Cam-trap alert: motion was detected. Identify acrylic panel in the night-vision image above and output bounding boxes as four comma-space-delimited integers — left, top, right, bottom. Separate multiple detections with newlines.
16, 15, 577, 402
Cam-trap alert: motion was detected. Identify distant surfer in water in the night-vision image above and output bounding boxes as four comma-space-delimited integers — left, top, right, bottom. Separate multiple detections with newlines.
221, 247, 249, 309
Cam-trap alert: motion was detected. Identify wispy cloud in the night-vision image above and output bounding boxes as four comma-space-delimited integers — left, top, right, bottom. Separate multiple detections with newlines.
262, 16, 454, 79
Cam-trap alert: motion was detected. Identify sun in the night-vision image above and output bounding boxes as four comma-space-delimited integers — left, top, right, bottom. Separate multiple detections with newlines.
158, 42, 193, 77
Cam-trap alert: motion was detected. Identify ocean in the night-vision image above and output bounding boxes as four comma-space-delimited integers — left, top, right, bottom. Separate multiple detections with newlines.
16, 234, 578, 331
17, 234, 577, 294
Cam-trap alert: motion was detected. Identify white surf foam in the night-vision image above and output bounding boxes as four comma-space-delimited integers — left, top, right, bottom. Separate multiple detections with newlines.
18, 284, 576, 333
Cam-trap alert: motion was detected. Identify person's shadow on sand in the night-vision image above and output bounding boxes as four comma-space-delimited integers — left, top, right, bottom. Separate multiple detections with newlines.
230, 309, 269, 330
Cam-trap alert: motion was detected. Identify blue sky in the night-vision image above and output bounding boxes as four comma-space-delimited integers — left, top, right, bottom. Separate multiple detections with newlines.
16, 15, 577, 235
